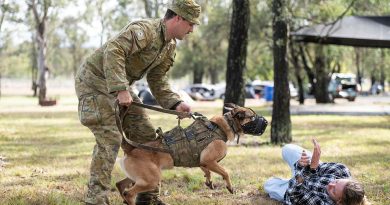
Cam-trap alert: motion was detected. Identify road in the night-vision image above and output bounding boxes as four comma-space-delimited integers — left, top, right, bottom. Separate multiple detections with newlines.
289, 95, 390, 116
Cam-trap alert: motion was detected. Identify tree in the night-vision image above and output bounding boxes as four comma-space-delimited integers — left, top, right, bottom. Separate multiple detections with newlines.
271, 0, 291, 144
246, 0, 273, 81
172, 0, 230, 85
27, 0, 51, 104
0, 0, 20, 98
289, 41, 304, 104
62, 16, 87, 75
142, 0, 164, 18
0, 0, 6, 31
223, 0, 249, 109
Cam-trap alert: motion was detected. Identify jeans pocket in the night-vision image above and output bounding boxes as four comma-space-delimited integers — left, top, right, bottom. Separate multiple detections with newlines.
79, 95, 101, 126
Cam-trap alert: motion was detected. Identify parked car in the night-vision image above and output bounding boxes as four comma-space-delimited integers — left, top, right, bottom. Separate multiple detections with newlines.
138, 88, 158, 105
247, 80, 273, 98
245, 83, 257, 98
246, 80, 298, 99
184, 83, 225, 101
328, 73, 358, 102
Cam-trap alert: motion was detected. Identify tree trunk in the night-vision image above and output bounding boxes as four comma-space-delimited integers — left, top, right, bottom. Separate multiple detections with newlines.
354, 48, 362, 86
142, 0, 160, 18
314, 45, 330, 103
223, 0, 249, 111
31, 34, 38, 96
0, 6, 5, 32
299, 44, 316, 96
289, 41, 304, 104
143, 0, 152, 18
0, 0, 6, 98
98, 1, 104, 47
380, 49, 386, 92
29, 0, 49, 105
36, 24, 47, 103
271, 0, 291, 144
193, 67, 203, 84
209, 67, 218, 85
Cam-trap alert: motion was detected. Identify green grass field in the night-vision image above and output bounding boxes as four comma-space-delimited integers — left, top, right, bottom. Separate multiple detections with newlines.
0, 95, 389, 205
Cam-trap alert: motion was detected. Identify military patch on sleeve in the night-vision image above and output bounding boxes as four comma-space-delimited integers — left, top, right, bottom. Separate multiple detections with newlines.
135, 30, 145, 40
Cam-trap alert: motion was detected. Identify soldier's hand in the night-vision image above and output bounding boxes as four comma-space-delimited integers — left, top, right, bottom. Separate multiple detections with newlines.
175, 102, 191, 113
117, 90, 133, 107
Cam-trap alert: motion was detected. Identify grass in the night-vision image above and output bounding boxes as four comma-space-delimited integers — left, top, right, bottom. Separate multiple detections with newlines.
0, 95, 389, 204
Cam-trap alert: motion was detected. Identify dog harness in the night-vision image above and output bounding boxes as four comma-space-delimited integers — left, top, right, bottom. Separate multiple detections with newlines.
158, 115, 227, 167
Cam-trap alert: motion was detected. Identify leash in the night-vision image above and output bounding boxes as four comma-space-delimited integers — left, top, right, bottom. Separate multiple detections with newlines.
114, 100, 174, 154
131, 101, 193, 119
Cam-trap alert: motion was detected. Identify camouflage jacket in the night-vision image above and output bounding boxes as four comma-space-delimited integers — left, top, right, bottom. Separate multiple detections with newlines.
77, 18, 181, 109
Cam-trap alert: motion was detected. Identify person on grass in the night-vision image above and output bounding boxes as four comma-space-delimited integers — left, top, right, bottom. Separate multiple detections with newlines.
264, 139, 369, 205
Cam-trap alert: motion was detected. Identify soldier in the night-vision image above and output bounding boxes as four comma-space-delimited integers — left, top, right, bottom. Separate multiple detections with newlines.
75, 0, 201, 204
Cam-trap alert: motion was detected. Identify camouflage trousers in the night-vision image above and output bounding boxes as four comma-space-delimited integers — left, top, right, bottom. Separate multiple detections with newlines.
75, 77, 156, 205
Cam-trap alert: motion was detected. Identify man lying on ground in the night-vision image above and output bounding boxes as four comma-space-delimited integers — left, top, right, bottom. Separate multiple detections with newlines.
264, 139, 369, 205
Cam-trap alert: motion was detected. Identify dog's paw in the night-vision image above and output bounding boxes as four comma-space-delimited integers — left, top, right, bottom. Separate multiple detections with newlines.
226, 186, 234, 194
205, 181, 214, 190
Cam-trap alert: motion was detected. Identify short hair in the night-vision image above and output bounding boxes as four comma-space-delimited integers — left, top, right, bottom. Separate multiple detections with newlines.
342, 180, 367, 205
164, 9, 177, 20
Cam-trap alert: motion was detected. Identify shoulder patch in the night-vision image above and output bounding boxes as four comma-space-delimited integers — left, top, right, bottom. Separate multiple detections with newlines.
135, 30, 145, 40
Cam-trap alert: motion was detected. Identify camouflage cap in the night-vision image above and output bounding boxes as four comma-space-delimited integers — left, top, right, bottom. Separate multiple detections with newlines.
168, 0, 201, 25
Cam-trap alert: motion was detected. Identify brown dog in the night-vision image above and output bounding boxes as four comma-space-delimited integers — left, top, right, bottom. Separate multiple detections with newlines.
116, 103, 267, 205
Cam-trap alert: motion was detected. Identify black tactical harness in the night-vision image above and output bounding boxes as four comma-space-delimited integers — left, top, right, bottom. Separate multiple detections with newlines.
158, 114, 227, 167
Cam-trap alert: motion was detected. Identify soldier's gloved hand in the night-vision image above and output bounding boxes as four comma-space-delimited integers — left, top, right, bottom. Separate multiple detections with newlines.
175, 102, 191, 113
117, 90, 133, 107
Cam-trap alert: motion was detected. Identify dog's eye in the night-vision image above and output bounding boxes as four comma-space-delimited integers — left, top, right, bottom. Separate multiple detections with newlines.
251, 116, 256, 121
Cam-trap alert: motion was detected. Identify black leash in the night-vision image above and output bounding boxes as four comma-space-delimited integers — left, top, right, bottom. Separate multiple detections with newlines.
114, 100, 175, 154
131, 101, 192, 119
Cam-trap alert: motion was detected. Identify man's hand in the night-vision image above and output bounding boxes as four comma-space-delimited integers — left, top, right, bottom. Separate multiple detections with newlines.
310, 138, 321, 170
298, 150, 310, 167
117, 90, 133, 106
175, 101, 191, 113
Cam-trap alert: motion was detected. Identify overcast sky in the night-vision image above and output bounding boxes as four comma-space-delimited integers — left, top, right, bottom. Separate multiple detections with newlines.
2, 0, 139, 48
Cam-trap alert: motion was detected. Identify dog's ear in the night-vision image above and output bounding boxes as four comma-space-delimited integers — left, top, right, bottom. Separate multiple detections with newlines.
224, 103, 237, 110
233, 110, 246, 120
223, 103, 237, 114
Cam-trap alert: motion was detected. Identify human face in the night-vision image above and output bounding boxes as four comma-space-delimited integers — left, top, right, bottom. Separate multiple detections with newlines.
174, 16, 195, 40
327, 179, 349, 204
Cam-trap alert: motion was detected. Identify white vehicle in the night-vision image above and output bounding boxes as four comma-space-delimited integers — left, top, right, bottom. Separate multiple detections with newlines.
184, 83, 225, 101
328, 73, 358, 102
249, 80, 298, 99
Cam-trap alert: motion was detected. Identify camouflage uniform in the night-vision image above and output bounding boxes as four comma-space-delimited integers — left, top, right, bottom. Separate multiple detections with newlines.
75, 1, 201, 204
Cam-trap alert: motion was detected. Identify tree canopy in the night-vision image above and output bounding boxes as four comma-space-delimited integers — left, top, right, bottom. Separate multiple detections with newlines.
0, 0, 388, 92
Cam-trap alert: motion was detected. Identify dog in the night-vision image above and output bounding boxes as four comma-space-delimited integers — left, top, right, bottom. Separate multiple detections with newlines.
116, 103, 267, 205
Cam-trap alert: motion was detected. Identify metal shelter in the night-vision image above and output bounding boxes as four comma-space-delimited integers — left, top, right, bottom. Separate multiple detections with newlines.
291, 16, 390, 48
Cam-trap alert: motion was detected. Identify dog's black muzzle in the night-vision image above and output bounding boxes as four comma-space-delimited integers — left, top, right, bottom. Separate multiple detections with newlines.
242, 115, 268, 136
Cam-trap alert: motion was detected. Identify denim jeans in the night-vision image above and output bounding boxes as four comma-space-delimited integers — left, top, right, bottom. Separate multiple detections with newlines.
263, 144, 313, 201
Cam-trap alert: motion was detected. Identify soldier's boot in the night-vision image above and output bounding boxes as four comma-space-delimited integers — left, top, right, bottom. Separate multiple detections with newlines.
135, 187, 168, 205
